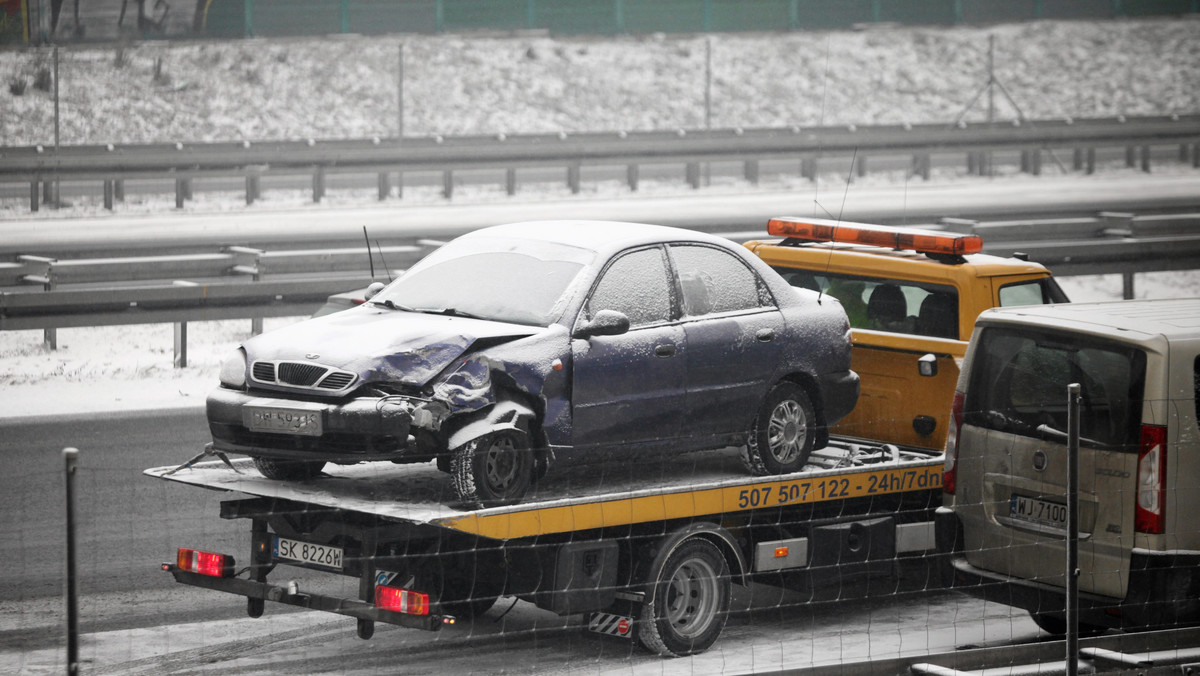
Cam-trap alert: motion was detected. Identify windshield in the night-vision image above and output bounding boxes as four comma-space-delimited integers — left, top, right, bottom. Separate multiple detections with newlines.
372, 236, 595, 327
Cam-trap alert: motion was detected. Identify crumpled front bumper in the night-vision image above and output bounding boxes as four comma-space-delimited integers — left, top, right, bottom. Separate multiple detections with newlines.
206, 386, 444, 462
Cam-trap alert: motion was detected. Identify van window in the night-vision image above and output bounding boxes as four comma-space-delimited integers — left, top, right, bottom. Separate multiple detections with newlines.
964, 327, 1146, 450
773, 269, 958, 339
998, 278, 1070, 307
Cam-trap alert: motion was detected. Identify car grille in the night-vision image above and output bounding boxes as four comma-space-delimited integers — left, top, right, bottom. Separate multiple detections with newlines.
251, 360, 358, 393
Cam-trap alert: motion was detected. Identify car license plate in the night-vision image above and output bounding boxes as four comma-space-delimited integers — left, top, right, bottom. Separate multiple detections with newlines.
274, 536, 343, 570
1010, 494, 1067, 529
245, 406, 323, 436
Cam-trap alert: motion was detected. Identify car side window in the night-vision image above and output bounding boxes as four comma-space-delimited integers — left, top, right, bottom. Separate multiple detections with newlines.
999, 278, 1070, 306
586, 247, 672, 328
669, 244, 768, 317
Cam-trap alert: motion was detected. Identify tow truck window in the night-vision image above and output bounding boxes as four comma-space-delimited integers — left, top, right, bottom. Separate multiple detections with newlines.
587, 247, 673, 328
773, 269, 958, 339
998, 278, 1070, 307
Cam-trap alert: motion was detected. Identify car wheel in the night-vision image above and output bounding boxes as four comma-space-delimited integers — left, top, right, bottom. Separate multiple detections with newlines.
636, 538, 731, 657
450, 429, 533, 507
252, 457, 325, 481
741, 382, 816, 475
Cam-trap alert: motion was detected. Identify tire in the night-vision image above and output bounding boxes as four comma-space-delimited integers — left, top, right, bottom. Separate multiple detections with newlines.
741, 382, 816, 476
1029, 612, 1108, 637
636, 538, 731, 657
252, 457, 325, 481
450, 429, 534, 508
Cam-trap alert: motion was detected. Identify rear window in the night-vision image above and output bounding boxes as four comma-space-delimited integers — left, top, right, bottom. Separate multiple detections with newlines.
998, 277, 1070, 307
964, 327, 1146, 451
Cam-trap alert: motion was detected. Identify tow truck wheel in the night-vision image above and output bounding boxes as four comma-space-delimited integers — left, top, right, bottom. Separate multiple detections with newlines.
636, 538, 730, 657
742, 382, 815, 475
451, 429, 533, 507
252, 457, 326, 481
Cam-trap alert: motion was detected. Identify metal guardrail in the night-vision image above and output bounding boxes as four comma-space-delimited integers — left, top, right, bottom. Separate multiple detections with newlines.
3, 213, 1199, 367
4, 115, 1198, 210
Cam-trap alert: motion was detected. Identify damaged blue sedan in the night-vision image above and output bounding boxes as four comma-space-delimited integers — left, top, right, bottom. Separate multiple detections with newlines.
207, 221, 859, 506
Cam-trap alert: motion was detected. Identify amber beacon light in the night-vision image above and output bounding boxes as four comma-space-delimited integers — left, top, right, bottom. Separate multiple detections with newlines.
766, 217, 984, 257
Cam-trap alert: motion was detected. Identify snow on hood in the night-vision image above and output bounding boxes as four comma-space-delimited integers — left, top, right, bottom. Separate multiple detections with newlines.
242, 308, 541, 387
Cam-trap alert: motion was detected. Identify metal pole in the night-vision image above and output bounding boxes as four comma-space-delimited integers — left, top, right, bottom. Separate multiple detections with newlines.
64, 447, 79, 676
403, 42, 408, 139
53, 44, 60, 209
1066, 383, 1081, 676
704, 37, 712, 130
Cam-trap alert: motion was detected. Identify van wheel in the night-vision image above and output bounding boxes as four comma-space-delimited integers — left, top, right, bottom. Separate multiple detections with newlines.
636, 538, 730, 657
742, 382, 815, 475
253, 457, 325, 481
451, 429, 533, 508
1030, 613, 1108, 637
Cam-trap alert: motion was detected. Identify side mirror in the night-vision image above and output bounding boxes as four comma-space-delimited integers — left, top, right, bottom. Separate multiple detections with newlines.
363, 282, 386, 301
918, 353, 938, 378
574, 310, 630, 339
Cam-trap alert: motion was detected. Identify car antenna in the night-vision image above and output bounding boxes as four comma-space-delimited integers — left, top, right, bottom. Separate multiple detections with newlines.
362, 226, 377, 279
374, 240, 393, 282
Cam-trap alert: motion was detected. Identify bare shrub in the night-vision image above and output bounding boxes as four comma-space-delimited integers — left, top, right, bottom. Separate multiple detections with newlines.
8, 77, 27, 95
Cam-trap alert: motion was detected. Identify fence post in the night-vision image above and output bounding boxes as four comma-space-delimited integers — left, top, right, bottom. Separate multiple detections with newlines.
377, 172, 390, 200
29, 181, 38, 212
1066, 383, 1080, 676
174, 321, 188, 367
626, 164, 639, 191
686, 162, 701, 189
442, 170, 454, 199
506, 168, 517, 196
64, 447, 79, 676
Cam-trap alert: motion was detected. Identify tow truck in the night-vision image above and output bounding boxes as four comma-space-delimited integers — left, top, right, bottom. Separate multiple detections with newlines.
149, 218, 1057, 657
744, 217, 1068, 451
148, 438, 941, 657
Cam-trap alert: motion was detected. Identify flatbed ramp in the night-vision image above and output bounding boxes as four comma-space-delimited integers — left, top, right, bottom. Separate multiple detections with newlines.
145, 440, 942, 540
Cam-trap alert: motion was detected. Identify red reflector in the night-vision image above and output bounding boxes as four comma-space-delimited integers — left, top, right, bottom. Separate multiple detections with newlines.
176, 548, 235, 578
375, 586, 430, 616
774, 547, 789, 559
767, 217, 983, 257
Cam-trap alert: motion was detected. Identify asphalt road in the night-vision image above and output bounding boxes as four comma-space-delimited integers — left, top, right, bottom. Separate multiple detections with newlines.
0, 408, 229, 601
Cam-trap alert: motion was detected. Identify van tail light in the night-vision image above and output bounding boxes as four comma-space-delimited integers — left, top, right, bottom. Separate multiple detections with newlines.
375, 585, 430, 616
943, 391, 965, 495
174, 548, 235, 578
1135, 424, 1167, 534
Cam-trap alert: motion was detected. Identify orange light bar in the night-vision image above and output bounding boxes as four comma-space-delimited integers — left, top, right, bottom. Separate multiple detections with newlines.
176, 548, 235, 578
375, 585, 430, 616
767, 217, 983, 257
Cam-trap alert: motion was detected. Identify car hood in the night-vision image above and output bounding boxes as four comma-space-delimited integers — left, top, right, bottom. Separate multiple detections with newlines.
243, 308, 542, 387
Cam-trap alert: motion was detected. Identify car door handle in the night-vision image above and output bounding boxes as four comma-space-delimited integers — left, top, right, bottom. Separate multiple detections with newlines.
654, 343, 676, 357
756, 328, 776, 342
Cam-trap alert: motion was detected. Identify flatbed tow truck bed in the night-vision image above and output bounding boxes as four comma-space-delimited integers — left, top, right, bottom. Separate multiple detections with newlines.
145, 438, 943, 656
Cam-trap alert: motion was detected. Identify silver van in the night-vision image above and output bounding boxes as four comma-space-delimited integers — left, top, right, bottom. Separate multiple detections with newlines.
936, 298, 1200, 633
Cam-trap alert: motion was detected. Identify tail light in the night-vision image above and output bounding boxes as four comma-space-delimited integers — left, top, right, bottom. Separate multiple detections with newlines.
375, 585, 430, 616
943, 391, 965, 495
174, 548, 235, 578
1135, 424, 1167, 534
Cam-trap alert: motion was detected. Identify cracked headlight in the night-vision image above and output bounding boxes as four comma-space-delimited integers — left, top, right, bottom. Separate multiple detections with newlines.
219, 350, 247, 389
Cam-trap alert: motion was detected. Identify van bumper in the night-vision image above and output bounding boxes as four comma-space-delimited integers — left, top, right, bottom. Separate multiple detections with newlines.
935, 507, 1200, 630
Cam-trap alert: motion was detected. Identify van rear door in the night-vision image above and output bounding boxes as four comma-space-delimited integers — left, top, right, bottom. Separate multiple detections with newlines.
955, 325, 1147, 600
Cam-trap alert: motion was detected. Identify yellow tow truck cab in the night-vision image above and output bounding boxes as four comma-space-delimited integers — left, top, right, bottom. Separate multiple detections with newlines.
744, 217, 1069, 451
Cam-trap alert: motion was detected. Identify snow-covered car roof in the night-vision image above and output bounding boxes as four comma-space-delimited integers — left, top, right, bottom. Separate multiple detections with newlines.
461, 220, 730, 256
